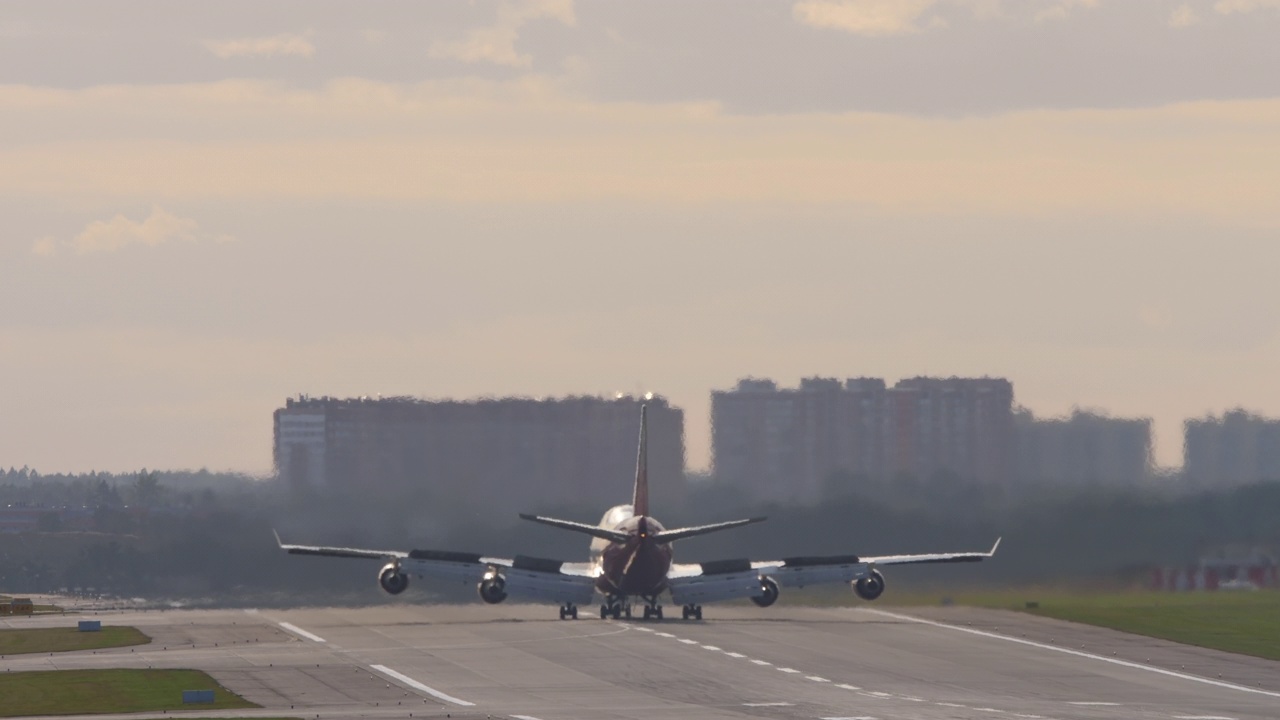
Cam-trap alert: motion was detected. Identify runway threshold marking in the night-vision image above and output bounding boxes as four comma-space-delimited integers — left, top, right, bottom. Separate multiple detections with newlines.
369, 664, 475, 707
277, 621, 326, 643
861, 608, 1280, 700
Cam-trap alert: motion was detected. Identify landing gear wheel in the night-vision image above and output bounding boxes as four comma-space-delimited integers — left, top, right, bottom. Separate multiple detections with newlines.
643, 606, 652, 620
681, 604, 702, 620
600, 604, 608, 619
559, 603, 578, 620
623, 603, 632, 619
654, 606, 663, 620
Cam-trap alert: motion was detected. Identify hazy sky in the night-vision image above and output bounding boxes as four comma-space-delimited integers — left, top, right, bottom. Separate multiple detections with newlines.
4, 0, 1280, 474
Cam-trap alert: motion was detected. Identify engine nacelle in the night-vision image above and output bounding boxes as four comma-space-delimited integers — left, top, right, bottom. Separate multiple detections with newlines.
853, 569, 886, 601
379, 563, 409, 595
477, 572, 508, 604
750, 576, 780, 607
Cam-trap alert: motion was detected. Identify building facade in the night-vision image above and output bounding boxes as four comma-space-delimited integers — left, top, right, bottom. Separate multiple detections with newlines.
711, 376, 1013, 503
273, 394, 686, 512
710, 377, 887, 504
1184, 410, 1280, 486
1015, 409, 1153, 485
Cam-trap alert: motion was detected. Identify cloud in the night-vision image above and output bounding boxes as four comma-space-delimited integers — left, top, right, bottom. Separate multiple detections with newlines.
1215, 0, 1280, 13
792, 0, 939, 36
3, 80, 1280, 226
203, 32, 315, 59
1169, 3, 1200, 26
429, 0, 576, 67
30, 206, 229, 256
30, 236, 58, 257
1034, 0, 1099, 24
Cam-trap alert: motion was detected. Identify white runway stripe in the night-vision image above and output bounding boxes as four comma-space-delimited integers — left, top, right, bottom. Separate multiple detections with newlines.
862, 608, 1280, 700
277, 622, 325, 643
370, 664, 475, 706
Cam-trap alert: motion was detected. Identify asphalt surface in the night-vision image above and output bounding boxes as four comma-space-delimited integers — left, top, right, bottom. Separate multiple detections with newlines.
3, 599, 1278, 720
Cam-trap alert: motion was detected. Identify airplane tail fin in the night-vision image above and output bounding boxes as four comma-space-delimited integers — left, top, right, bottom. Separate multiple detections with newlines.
632, 403, 650, 517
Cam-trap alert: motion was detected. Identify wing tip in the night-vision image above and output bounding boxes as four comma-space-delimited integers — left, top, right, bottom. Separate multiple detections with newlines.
989, 537, 1002, 555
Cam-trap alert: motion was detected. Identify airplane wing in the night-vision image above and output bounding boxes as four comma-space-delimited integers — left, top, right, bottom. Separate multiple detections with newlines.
275, 532, 597, 606
667, 538, 1000, 606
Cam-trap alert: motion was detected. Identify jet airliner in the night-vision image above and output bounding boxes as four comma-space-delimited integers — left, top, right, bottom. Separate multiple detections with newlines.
278, 405, 1000, 620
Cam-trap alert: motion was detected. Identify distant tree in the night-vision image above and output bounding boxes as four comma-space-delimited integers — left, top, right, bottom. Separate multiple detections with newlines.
134, 469, 162, 507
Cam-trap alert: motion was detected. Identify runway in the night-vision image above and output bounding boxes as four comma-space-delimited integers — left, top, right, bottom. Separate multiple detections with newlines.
3, 601, 1278, 720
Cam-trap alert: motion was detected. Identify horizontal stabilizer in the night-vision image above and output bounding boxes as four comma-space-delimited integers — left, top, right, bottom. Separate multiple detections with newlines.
652, 516, 766, 543
519, 513, 631, 543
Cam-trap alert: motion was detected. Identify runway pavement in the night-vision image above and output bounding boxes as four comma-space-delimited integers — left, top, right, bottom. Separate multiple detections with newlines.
3, 600, 1278, 720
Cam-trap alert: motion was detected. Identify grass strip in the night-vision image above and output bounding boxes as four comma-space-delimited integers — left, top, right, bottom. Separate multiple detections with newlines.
963, 589, 1280, 661
784, 585, 1280, 661
0, 668, 258, 717
0, 626, 150, 655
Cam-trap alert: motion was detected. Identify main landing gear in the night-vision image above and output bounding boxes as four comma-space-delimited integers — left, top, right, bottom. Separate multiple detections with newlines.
558, 603, 578, 620
681, 604, 703, 620
600, 596, 630, 620
641, 596, 664, 621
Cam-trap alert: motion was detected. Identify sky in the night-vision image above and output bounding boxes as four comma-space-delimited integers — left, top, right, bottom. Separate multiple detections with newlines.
3, 0, 1280, 475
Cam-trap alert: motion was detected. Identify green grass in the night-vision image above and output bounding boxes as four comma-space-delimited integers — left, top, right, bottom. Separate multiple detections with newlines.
0, 669, 258, 717
784, 585, 1280, 661
959, 588, 1280, 661
0, 626, 150, 655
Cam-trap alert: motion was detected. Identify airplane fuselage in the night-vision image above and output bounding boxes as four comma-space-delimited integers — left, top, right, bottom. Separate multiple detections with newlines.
592, 505, 673, 597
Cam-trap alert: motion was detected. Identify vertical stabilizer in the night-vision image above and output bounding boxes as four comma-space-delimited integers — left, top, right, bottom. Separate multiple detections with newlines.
632, 404, 650, 517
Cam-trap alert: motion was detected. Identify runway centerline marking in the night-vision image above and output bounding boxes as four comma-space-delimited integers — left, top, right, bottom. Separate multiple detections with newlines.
1174, 716, 1237, 720
370, 664, 475, 707
1069, 701, 1120, 705
744, 702, 794, 707
511, 715, 545, 720
655, 632, 675, 638
701, 645, 721, 651
836, 683, 862, 691
806, 675, 830, 682
678, 638, 698, 644
725, 651, 746, 658
277, 622, 325, 643
778, 667, 801, 673
750, 659, 772, 665
861, 608, 1280, 700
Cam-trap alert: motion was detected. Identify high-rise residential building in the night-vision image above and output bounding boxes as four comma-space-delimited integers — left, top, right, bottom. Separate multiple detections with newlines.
711, 377, 887, 503
1184, 410, 1280, 486
885, 377, 1014, 485
712, 376, 1014, 503
1014, 409, 1153, 485
273, 394, 685, 512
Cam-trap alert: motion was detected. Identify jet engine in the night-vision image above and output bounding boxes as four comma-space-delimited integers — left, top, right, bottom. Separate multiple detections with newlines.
750, 576, 780, 607
477, 571, 508, 604
853, 569, 886, 601
379, 563, 409, 595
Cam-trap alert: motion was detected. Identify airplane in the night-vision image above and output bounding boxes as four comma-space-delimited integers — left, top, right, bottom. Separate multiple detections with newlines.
276, 404, 1000, 621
